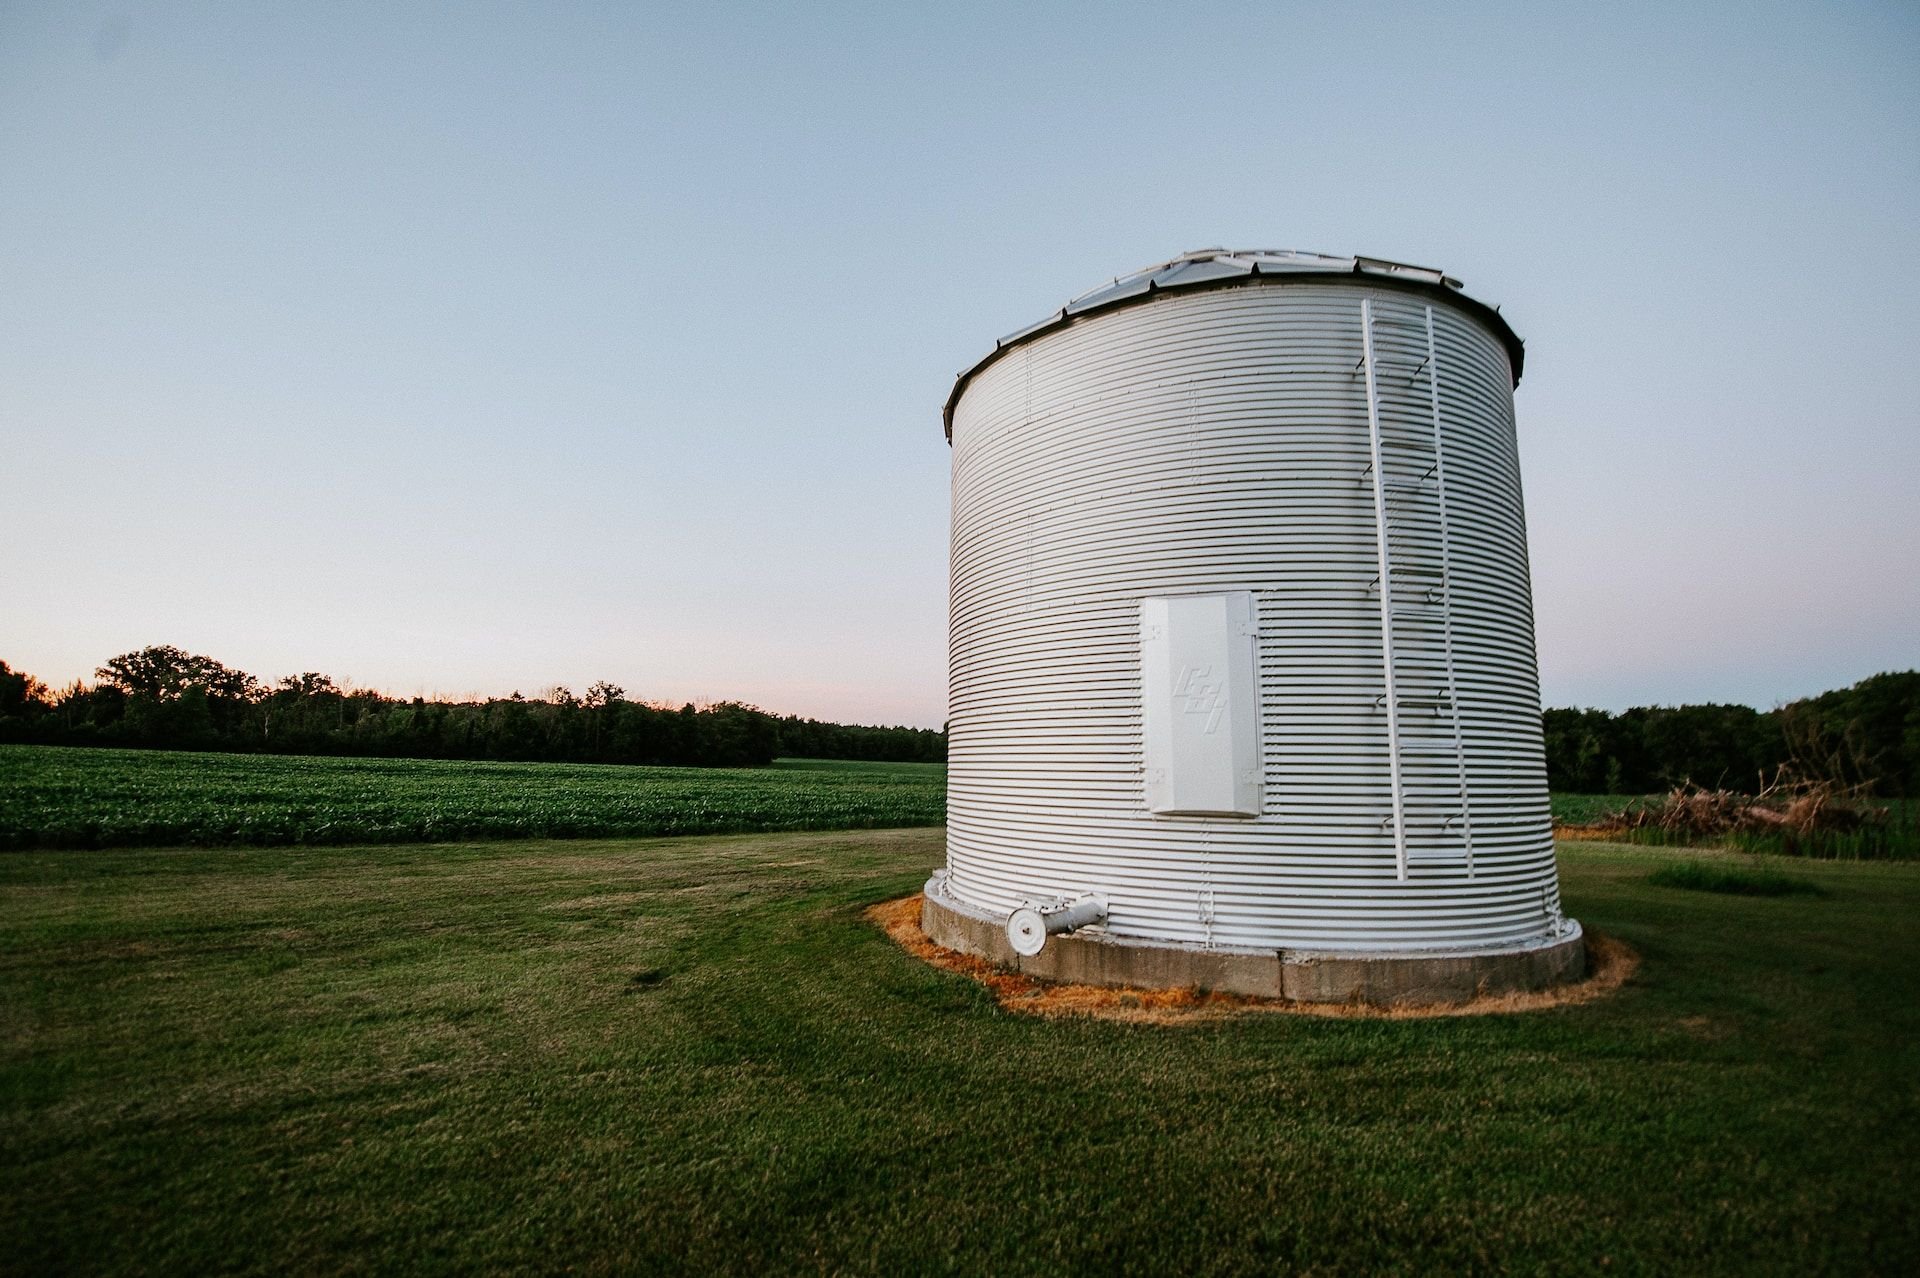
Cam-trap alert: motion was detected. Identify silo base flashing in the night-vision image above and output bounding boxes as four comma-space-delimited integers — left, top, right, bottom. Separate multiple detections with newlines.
921, 877, 1585, 1008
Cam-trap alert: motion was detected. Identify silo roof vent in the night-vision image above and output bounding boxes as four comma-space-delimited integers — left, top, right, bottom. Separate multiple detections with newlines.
945, 248, 1524, 437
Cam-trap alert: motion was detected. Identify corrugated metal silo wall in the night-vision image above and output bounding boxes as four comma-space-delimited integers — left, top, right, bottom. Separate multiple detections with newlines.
945, 281, 1564, 951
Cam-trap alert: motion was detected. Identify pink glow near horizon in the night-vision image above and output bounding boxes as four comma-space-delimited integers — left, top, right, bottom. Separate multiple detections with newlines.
3, 4, 1914, 726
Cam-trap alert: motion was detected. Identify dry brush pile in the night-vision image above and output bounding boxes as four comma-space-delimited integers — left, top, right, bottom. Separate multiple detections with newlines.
1558, 772, 1907, 857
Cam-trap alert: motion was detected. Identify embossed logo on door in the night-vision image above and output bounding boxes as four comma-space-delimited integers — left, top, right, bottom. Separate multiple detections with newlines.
1174, 664, 1227, 734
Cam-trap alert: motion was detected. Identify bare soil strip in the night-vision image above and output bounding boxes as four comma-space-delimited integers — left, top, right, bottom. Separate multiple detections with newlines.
868, 894, 1638, 1024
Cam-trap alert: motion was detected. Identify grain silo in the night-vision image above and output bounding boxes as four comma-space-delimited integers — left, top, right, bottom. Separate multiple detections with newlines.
922, 249, 1583, 1005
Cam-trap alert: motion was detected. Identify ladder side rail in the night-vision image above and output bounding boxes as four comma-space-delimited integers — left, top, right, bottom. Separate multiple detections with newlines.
1361, 298, 1409, 881
1424, 306, 1474, 876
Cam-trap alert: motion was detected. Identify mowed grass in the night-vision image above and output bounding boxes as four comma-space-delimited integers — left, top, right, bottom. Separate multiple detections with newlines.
1647, 860, 1826, 897
2, 833, 1915, 1274
0, 745, 945, 849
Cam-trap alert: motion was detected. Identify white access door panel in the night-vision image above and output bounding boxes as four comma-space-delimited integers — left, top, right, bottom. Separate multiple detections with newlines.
1140, 592, 1261, 817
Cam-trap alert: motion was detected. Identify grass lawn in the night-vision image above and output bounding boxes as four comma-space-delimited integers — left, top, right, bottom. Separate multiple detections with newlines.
2, 831, 1914, 1274
0, 745, 946, 849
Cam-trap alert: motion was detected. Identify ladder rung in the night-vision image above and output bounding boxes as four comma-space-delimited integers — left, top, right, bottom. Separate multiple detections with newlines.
1367, 573, 1447, 594
1384, 816, 1466, 832
1399, 741, 1463, 755
1379, 706, 1455, 720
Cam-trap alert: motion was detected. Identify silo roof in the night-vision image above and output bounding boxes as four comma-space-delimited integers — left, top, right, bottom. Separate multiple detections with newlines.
943, 248, 1525, 437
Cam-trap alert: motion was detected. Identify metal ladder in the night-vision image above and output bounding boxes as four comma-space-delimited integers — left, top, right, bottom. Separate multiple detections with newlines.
1358, 298, 1474, 880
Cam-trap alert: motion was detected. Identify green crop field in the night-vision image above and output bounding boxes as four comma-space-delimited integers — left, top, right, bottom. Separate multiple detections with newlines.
0, 745, 945, 849
1549, 792, 1651, 825
2, 830, 1914, 1274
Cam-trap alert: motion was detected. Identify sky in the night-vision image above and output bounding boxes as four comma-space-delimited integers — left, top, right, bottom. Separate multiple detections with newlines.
2, 1, 1916, 728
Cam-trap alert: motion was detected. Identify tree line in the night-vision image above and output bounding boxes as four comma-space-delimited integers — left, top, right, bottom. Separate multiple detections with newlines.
1543, 671, 1919, 797
3, 648, 1912, 793
0, 647, 945, 769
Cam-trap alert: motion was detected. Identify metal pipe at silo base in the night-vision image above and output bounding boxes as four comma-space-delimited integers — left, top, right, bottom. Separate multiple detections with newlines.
1005, 895, 1107, 957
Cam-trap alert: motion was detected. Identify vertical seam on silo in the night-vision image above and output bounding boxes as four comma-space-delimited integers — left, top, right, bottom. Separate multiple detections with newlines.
1426, 306, 1475, 879
1200, 827, 1215, 950
1022, 347, 1035, 615
1360, 297, 1411, 882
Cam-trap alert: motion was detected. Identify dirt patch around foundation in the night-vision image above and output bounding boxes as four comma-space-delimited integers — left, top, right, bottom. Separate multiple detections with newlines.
867, 894, 1638, 1024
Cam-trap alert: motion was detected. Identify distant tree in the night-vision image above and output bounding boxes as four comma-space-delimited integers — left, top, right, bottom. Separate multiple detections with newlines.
699, 701, 779, 767
0, 659, 52, 741
85, 646, 258, 748
584, 681, 624, 708
1639, 703, 1780, 790
1540, 673, 1918, 798
769, 713, 946, 764
1543, 707, 1612, 792
96, 646, 258, 703
0, 659, 51, 719
1778, 671, 1920, 796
